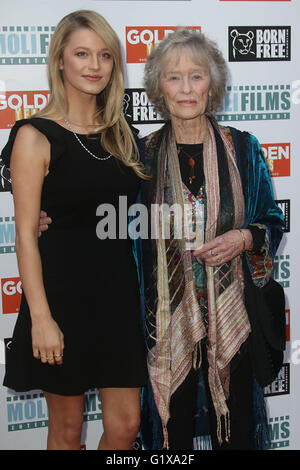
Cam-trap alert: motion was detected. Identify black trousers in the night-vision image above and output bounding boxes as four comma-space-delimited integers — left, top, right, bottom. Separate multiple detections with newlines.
167, 347, 254, 450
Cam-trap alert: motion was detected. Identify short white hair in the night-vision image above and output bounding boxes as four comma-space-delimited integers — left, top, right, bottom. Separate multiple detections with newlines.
144, 29, 228, 119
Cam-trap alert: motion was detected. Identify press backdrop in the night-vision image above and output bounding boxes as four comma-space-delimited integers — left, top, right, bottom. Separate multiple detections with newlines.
0, 0, 299, 450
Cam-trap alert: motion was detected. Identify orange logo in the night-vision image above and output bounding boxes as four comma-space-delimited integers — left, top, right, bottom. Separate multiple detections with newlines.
286, 309, 290, 342
220, 0, 292, 2
1, 277, 22, 314
261, 142, 290, 177
126, 26, 201, 63
0, 90, 49, 129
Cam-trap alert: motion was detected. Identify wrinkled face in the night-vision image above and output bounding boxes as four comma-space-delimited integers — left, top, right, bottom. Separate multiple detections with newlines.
160, 50, 211, 122
60, 27, 114, 97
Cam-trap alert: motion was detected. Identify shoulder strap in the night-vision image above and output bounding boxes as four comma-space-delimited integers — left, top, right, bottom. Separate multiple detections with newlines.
1, 117, 66, 171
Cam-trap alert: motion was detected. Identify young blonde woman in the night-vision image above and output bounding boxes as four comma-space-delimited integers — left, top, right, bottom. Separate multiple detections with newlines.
2, 10, 148, 450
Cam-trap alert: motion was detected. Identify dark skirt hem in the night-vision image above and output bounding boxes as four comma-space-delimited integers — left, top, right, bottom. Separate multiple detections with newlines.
3, 379, 148, 396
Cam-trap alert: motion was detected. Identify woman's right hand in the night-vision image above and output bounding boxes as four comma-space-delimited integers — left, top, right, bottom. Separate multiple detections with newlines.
31, 314, 64, 365
38, 210, 51, 236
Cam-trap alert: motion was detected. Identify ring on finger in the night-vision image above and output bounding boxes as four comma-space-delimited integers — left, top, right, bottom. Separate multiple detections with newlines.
211, 249, 215, 256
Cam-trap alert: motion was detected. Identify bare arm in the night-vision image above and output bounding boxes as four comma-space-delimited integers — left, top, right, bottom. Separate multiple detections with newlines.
11, 124, 63, 365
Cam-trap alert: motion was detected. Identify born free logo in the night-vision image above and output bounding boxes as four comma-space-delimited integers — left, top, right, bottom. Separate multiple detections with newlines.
229, 26, 291, 61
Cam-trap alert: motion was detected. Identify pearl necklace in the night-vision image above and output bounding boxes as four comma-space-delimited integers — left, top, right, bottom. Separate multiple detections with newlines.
64, 119, 112, 161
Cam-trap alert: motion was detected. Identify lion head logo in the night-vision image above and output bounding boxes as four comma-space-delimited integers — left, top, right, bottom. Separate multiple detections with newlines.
230, 29, 255, 58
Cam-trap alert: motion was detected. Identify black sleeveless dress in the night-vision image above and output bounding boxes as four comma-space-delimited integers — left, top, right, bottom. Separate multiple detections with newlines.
2, 117, 147, 395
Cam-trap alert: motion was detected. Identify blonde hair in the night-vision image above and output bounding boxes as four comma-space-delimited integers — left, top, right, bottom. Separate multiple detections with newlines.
144, 29, 228, 120
36, 10, 147, 178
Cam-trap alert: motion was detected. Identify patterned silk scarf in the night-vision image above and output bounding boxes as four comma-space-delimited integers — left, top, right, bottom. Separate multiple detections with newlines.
145, 117, 251, 448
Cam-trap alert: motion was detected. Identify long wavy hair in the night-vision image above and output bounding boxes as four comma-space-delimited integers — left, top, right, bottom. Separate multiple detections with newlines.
36, 10, 147, 178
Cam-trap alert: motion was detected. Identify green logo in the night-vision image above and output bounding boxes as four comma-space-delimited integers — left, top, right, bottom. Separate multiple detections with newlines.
273, 254, 290, 288
217, 84, 290, 122
0, 26, 55, 65
7, 393, 48, 431
268, 415, 290, 449
6, 389, 102, 432
0, 216, 15, 254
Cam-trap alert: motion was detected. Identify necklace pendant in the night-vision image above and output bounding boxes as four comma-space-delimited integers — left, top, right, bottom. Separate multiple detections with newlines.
188, 157, 195, 168
188, 157, 196, 185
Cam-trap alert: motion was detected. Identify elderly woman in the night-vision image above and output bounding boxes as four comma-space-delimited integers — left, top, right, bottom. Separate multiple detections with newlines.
139, 29, 284, 451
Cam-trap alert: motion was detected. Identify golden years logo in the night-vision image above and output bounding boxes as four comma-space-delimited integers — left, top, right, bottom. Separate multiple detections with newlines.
262, 143, 290, 177
1, 277, 22, 315
126, 26, 201, 63
0, 90, 49, 129
220, 1, 291, 2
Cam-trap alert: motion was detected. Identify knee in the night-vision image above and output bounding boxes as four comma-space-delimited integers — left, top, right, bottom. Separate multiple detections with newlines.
63, 416, 83, 443
108, 413, 141, 442
48, 414, 83, 447
124, 414, 141, 438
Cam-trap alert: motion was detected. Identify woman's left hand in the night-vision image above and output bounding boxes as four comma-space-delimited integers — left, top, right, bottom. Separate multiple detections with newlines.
193, 229, 252, 267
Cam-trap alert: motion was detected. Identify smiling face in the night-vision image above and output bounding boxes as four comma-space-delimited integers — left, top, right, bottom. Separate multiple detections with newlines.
60, 27, 114, 98
160, 49, 211, 125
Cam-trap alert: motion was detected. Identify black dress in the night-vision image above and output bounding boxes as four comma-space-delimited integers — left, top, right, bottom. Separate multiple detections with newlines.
2, 118, 147, 395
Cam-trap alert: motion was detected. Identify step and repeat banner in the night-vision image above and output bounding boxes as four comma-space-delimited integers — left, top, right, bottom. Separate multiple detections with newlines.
0, 0, 299, 450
